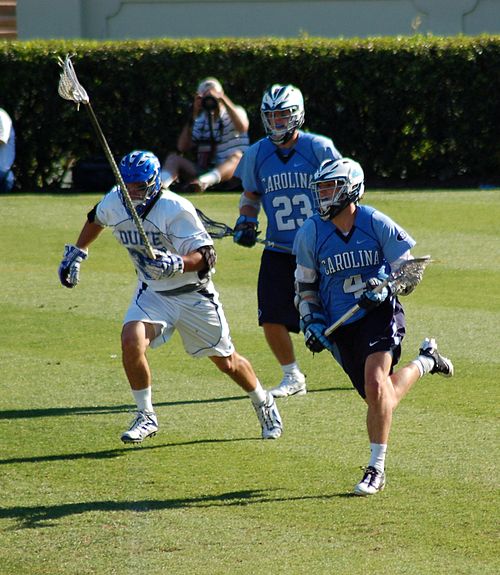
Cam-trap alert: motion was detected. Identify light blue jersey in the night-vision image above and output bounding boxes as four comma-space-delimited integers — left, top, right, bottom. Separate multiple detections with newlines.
294, 205, 416, 325
235, 131, 341, 251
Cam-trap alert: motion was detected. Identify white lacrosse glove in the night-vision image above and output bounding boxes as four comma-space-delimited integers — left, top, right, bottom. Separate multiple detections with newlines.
358, 274, 390, 311
142, 250, 184, 281
58, 244, 88, 288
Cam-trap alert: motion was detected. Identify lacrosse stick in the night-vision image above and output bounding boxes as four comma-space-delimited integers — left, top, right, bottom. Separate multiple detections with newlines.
196, 208, 292, 253
324, 255, 433, 337
57, 55, 155, 259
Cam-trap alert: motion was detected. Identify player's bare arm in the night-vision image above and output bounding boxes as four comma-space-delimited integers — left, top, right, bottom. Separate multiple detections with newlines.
75, 220, 105, 250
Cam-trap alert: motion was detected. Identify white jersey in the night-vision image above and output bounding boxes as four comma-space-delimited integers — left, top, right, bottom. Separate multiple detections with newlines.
0, 108, 15, 173
95, 187, 214, 293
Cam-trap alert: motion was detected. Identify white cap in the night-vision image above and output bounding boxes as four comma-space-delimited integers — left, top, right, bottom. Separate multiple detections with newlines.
197, 77, 223, 95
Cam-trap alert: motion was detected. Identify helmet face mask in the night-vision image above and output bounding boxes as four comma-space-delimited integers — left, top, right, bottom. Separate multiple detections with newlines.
119, 150, 161, 205
261, 84, 304, 145
311, 158, 365, 221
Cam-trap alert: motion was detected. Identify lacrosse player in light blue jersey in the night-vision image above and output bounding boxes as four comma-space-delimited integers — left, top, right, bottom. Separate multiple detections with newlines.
233, 84, 342, 398
294, 157, 454, 495
58, 150, 282, 443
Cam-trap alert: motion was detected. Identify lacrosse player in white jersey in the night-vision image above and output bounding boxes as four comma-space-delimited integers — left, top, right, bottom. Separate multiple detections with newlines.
294, 157, 454, 495
233, 84, 342, 398
0, 106, 15, 193
58, 150, 282, 443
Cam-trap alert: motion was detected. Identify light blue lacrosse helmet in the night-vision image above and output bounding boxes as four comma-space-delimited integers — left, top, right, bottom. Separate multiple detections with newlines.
119, 150, 161, 202
261, 84, 305, 145
311, 157, 365, 221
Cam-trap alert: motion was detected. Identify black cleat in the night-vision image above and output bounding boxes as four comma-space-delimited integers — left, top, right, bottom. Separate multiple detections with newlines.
419, 338, 454, 377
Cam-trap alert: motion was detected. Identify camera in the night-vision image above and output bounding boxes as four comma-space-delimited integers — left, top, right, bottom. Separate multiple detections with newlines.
201, 95, 218, 112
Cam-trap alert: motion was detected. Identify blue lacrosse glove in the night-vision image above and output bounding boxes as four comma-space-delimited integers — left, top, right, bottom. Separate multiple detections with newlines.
142, 250, 184, 281
58, 244, 88, 288
301, 312, 334, 354
358, 273, 390, 311
233, 215, 259, 248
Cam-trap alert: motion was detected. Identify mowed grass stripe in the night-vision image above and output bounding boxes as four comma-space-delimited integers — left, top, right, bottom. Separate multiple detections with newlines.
0, 191, 498, 575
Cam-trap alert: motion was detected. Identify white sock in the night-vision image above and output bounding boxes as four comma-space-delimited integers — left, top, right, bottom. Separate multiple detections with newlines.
411, 355, 434, 377
198, 169, 221, 188
369, 443, 387, 473
282, 362, 301, 376
160, 169, 174, 188
248, 379, 267, 406
132, 387, 154, 413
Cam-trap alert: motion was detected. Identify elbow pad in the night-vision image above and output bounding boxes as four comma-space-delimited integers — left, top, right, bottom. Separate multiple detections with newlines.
198, 245, 217, 274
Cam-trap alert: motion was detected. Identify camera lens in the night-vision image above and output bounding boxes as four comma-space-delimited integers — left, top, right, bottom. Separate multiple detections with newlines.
202, 96, 218, 111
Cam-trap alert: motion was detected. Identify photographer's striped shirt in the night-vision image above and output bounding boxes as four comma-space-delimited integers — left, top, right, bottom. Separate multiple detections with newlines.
192, 106, 249, 165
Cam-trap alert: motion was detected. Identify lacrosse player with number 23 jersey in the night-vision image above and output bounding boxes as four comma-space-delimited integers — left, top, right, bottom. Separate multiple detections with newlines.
234, 84, 342, 398
294, 157, 454, 495
58, 150, 282, 443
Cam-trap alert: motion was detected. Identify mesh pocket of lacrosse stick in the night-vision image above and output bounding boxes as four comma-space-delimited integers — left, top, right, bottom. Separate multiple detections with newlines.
195, 209, 234, 239
57, 55, 89, 107
388, 255, 433, 295
324, 255, 433, 337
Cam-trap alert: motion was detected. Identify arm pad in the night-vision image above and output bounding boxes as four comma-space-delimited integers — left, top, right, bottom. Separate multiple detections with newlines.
295, 282, 333, 353
197, 245, 217, 275
239, 192, 261, 214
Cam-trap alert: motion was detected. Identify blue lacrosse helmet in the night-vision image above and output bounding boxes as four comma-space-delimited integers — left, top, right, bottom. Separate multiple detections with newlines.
119, 150, 161, 202
311, 157, 365, 221
261, 84, 305, 145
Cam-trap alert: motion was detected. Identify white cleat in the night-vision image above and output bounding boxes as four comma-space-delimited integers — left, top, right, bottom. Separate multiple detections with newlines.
121, 410, 158, 444
253, 392, 283, 439
354, 466, 386, 496
270, 371, 307, 398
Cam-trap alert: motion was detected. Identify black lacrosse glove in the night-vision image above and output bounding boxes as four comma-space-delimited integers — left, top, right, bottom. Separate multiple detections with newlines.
300, 312, 334, 354
233, 215, 259, 248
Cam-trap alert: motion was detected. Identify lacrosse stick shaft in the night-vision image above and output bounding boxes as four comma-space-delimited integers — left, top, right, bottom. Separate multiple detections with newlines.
324, 257, 431, 337
256, 238, 292, 252
324, 304, 361, 337
84, 103, 155, 259
195, 209, 292, 252
324, 275, 391, 336
58, 55, 155, 259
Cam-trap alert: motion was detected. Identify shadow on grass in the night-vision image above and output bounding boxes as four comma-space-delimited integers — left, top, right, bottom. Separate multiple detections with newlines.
0, 386, 351, 420
0, 489, 353, 529
0, 437, 256, 466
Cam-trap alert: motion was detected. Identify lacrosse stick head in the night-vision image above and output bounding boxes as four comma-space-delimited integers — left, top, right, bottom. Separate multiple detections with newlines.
195, 209, 233, 239
390, 256, 432, 296
57, 55, 89, 109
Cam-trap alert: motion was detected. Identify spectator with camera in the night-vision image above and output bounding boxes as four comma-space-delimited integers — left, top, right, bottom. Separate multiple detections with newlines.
161, 77, 250, 193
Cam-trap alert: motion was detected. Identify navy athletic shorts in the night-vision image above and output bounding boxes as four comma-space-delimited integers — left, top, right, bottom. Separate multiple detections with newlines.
330, 298, 406, 398
257, 249, 300, 333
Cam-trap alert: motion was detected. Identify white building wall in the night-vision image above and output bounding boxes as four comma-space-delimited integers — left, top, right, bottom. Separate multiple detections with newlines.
17, 0, 500, 40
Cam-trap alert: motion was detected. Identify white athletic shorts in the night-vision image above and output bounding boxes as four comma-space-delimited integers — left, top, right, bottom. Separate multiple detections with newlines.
123, 280, 235, 358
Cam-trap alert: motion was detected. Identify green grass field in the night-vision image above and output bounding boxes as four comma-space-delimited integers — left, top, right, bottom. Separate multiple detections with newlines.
1, 190, 499, 575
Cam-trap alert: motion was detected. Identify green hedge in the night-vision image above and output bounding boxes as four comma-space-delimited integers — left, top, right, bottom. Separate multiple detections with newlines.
1, 36, 499, 190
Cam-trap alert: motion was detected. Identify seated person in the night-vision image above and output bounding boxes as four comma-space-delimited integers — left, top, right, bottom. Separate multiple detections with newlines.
162, 77, 249, 193
0, 106, 15, 193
